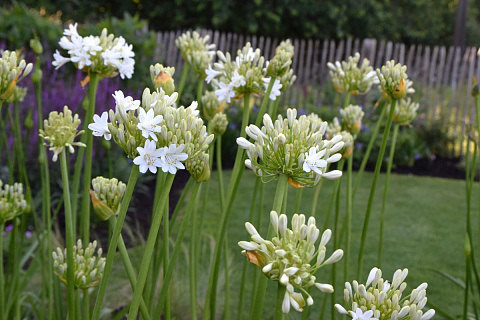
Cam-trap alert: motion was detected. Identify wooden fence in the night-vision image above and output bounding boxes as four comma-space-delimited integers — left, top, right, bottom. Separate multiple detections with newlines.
152, 29, 480, 156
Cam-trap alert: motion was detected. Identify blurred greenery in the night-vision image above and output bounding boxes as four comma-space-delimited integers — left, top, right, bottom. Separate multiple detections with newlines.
4, 0, 480, 47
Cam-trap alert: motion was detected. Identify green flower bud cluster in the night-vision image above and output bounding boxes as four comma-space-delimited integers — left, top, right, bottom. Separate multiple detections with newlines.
53, 239, 106, 290
175, 31, 216, 79
237, 109, 344, 187
267, 49, 293, 78
0, 180, 28, 224
340, 105, 364, 135
5, 85, 28, 104
39, 105, 86, 162
201, 90, 224, 120
275, 39, 295, 58
326, 117, 341, 139
392, 97, 419, 126
327, 53, 377, 95
90, 176, 126, 221
339, 131, 354, 158
212, 42, 266, 96
29, 37, 43, 55
0, 50, 33, 101
150, 63, 176, 95
210, 112, 228, 136
239, 211, 343, 313
185, 151, 210, 182
376, 60, 408, 99
335, 267, 435, 320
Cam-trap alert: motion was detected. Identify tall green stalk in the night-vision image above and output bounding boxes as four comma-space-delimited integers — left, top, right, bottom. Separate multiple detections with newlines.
163, 201, 171, 320
377, 124, 399, 267
189, 186, 201, 320
127, 173, 175, 320
203, 92, 251, 320
0, 222, 4, 319
59, 150, 76, 319
357, 98, 397, 279
344, 152, 353, 281
152, 182, 202, 318
274, 283, 286, 320
177, 64, 190, 99
353, 105, 387, 198
91, 165, 139, 320
250, 174, 289, 320
80, 73, 101, 244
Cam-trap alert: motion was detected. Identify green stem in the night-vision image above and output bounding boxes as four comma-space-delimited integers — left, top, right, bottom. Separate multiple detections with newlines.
342, 92, 351, 109
237, 178, 261, 319
473, 93, 480, 254
251, 174, 289, 320
60, 150, 76, 319
353, 104, 387, 198
153, 182, 202, 318
190, 187, 200, 320
80, 73, 100, 244
177, 64, 190, 99
294, 188, 303, 213
378, 124, 399, 267
322, 160, 345, 231
203, 92, 251, 320
0, 223, 4, 319
223, 239, 230, 320
128, 173, 175, 320
107, 218, 151, 320
196, 78, 204, 103
91, 165, 139, 320
331, 174, 342, 320
463, 247, 471, 320
357, 98, 397, 279
344, 151, 353, 281
269, 97, 281, 118
310, 170, 326, 217
256, 79, 275, 126
216, 135, 225, 209
169, 178, 193, 229
163, 201, 171, 320
274, 283, 286, 320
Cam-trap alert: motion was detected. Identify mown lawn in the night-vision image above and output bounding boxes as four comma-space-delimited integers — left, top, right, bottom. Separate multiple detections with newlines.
108, 170, 473, 319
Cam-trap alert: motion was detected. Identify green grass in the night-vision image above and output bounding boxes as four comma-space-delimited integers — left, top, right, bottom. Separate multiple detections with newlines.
103, 170, 473, 319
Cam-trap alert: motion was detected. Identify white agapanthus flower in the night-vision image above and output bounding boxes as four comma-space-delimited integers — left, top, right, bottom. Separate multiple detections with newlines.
262, 77, 283, 100
137, 108, 163, 141
53, 23, 135, 79
303, 147, 328, 175
214, 82, 235, 103
205, 64, 222, 84
133, 139, 164, 174
112, 90, 140, 115
230, 70, 246, 88
158, 144, 188, 174
88, 112, 111, 140
351, 308, 379, 320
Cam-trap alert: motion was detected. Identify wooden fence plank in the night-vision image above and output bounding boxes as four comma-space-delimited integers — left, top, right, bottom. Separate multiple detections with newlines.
376, 40, 386, 67
335, 39, 345, 62
320, 39, 329, 81
304, 39, 314, 87
433, 46, 447, 118
297, 39, 306, 84
313, 39, 321, 83
385, 41, 393, 62
426, 46, 439, 123
345, 38, 353, 60
406, 44, 416, 70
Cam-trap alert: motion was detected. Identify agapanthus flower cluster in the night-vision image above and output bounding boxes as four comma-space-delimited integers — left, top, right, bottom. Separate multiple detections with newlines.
90, 88, 213, 176
327, 53, 377, 95
175, 31, 216, 79
0, 180, 28, 224
237, 109, 344, 187
275, 39, 295, 58
5, 85, 28, 104
239, 211, 343, 313
39, 106, 86, 162
53, 23, 135, 79
53, 239, 106, 289
210, 112, 228, 136
90, 176, 126, 221
201, 90, 225, 120
376, 60, 408, 100
335, 267, 435, 320
340, 105, 364, 135
392, 97, 419, 126
207, 43, 266, 102
150, 63, 176, 95
0, 50, 33, 101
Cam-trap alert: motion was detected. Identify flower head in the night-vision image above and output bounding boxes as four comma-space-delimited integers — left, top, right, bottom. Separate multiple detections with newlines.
267, 47, 293, 78
52, 239, 105, 289
175, 31, 216, 79
158, 144, 188, 174
53, 23, 135, 79
238, 109, 343, 187
340, 105, 364, 135
239, 211, 343, 314
201, 90, 225, 120
0, 50, 33, 101
39, 106, 86, 162
335, 267, 435, 320
327, 53, 377, 95
150, 63, 176, 95
0, 180, 28, 224
392, 97, 419, 126
90, 176, 126, 220
376, 60, 408, 99
210, 112, 228, 136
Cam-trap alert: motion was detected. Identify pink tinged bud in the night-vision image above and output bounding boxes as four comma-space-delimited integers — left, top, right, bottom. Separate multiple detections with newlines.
316, 283, 334, 293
